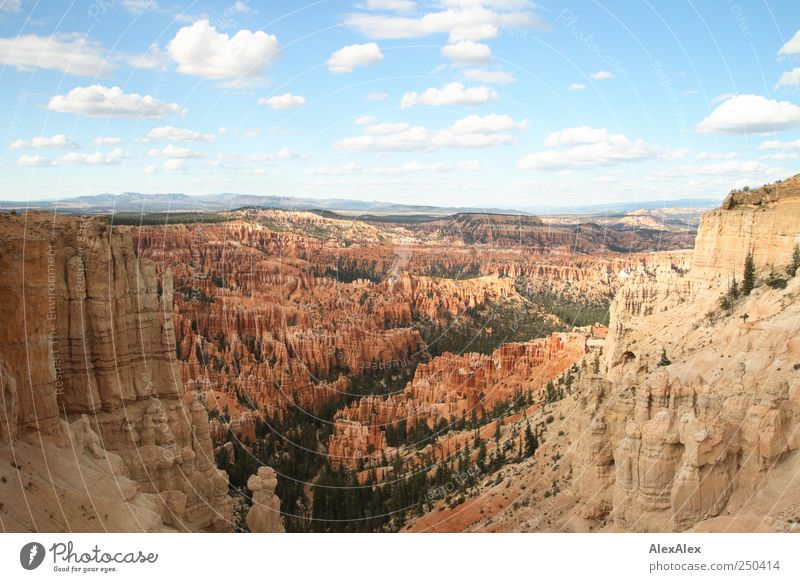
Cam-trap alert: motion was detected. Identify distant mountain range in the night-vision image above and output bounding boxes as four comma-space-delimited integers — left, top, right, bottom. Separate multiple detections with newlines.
0, 191, 722, 216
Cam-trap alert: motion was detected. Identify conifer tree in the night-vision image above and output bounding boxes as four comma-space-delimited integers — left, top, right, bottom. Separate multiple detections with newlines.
742, 251, 756, 295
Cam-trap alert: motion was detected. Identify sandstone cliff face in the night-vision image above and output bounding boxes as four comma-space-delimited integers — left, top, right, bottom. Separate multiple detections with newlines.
0, 213, 232, 532
691, 175, 800, 281
407, 178, 800, 533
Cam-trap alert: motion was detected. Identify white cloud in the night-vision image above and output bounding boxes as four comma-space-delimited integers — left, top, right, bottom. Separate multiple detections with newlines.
327, 43, 383, 73
240, 128, 261, 138
144, 164, 159, 174
61, 148, 125, 165
355, 115, 378, 125
94, 136, 123, 145
697, 94, 800, 134
441, 40, 491, 63
17, 155, 58, 167
121, 43, 168, 71
778, 67, 800, 87
647, 160, 785, 181
258, 92, 307, 109
121, 0, 159, 13
10, 134, 79, 149
458, 159, 481, 171
218, 126, 228, 134
710, 92, 735, 104
164, 159, 188, 173
400, 82, 498, 107
344, 2, 546, 42
543, 126, 609, 147
367, 92, 388, 100
232, 1, 250, 13
1, 0, 22, 13
569, 82, 586, 91
216, 148, 299, 166
758, 138, 800, 150
147, 125, 214, 142
0, 33, 112, 77
364, 122, 412, 133
148, 144, 206, 158
364, 0, 416, 10
167, 20, 280, 84
518, 129, 664, 170
695, 151, 737, 160
462, 68, 515, 84
336, 112, 526, 153
590, 70, 614, 80
778, 30, 800, 55
48, 85, 185, 118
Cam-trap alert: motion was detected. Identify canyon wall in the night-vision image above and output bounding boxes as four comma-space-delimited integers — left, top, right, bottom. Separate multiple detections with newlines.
690, 175, 800, 281
0, 213, 232, 532
561, 179, 800, 531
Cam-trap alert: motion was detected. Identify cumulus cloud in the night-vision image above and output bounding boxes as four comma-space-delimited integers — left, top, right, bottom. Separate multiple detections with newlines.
10, 134, 79, 149
569, 82, 586, 91
462, 68, 515, 84
518, 129, 664, 170
335, 112, 526, 153
779, 30, 800, 55
147, 125, 214, 142
590, 70, 614, 80
0, 33, 112, 77
367, 92, 389, 100
61, 148, 125, 165
94, 136, 123, 145
758, 138, 800, 150
327, 43, 383, 73
344, 1, 546, 42
778, 67, 800, 86
400, 82, 498, 107
148, 144, 206, 158
258, 93, 307, 109
164, 159, 188, 173
696, 94, 800, 134
355, 115, 378, 125
17, 155, 58, 167
441, 40, 491, 63
167, 20, 280, 84
48, 85, 185, 118
144, 164, 159, 174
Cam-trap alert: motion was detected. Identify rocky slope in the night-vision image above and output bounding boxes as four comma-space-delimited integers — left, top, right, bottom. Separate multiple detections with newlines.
405, 177, 800, 532
0, 213, 233, 532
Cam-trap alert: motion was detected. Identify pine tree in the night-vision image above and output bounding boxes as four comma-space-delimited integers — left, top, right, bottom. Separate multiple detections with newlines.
742, 251, 756, 295
788, 242, 800, 278
658, 347, 671, 367
524, 424, 538, 457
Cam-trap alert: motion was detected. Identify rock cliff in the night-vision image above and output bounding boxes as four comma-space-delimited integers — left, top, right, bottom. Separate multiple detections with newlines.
0, 213, 232, 532
406, 175, 800, 533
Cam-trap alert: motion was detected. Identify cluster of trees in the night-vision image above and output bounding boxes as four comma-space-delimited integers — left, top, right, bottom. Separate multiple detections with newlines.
515, 280, 610, 327
420, 300, 563, 359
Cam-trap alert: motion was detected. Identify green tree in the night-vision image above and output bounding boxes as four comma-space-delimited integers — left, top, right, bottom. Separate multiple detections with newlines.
658, 347, 671, 367
524, 423, 539, 457
742, 251, 756, 295
788, 242, 800, 278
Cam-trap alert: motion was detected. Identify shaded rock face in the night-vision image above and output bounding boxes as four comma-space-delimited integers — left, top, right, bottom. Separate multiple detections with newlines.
0, 213, 232, 532
246, 466, 284, 532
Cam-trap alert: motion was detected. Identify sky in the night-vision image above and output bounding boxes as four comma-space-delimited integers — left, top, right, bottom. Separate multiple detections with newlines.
1, 0, 800, 208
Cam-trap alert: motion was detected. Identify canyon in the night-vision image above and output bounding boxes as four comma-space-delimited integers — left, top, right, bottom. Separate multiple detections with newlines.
2, 175, 798, 533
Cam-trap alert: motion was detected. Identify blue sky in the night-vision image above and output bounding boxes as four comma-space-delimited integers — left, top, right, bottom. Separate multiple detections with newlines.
1, 0, 799, 207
